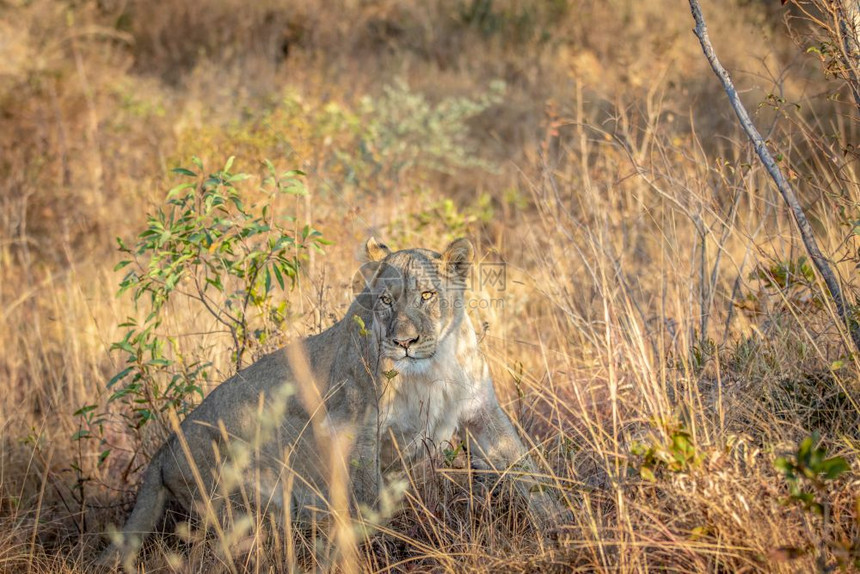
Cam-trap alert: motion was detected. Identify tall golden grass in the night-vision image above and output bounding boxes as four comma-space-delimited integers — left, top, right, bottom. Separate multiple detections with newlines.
0, 0, 858, 571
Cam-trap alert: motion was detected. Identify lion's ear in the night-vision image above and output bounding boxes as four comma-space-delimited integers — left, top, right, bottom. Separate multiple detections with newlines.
365, 237, 392, 262
442, 238, 474, 279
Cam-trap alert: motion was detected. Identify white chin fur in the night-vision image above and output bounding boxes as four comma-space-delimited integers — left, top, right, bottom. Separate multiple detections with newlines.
393, 356, 434, 373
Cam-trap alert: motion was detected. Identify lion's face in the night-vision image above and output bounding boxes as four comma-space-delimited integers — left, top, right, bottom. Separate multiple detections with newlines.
361, 238, 473, 363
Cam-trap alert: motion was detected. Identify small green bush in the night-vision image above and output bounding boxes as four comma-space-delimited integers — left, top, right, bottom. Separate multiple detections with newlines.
76, 157, 328, 465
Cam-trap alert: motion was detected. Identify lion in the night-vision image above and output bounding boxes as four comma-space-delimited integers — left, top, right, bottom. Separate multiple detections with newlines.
99, 237, 563, 568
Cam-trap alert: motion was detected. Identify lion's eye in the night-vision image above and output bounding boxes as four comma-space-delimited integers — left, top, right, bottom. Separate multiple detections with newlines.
380, 294, 393, 306
421, 291, 436, 301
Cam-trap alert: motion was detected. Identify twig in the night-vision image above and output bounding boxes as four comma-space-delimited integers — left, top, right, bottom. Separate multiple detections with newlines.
688, 0, 860, 354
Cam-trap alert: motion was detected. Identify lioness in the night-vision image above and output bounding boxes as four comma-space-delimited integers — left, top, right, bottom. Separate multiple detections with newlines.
100, 238, 561, 567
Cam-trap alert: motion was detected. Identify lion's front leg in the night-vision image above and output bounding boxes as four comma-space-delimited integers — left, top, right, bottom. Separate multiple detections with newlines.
341, 406, 383, 523
462, 394, 565, 528
350, 433, 381, 511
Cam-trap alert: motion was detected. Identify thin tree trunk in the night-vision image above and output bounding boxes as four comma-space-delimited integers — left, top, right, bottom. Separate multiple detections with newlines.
688, 0, 860, 354
835, 0, 860, 112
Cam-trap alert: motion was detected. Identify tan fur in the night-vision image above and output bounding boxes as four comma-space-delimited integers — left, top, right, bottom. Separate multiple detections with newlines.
99, 238, 562, 569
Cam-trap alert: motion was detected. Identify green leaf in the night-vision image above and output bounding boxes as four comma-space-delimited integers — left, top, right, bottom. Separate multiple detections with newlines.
111, 340, 135, 354
798, 436, 814, 462
820, 457, 849, 480
73, 404, 98, 417
172, 167, 197, 177
205, 275, 224, 292
382, 369, 399, 381
282, 179, 307, 195
272, 264, 285, 289
105, 366, 134, 389
71, 430, 91, 441
774, 457, 792, 475
167, 182, 195, 197
353, 314, 368, 336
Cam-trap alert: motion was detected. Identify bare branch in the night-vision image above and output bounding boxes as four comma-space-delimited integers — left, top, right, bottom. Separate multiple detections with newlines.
688, 0, 860, 353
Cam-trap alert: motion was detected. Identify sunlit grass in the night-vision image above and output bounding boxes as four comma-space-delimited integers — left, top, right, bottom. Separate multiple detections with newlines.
1, 0, 859, 572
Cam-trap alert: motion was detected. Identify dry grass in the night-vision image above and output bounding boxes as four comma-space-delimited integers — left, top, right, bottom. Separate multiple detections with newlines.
1, 0, 859, 572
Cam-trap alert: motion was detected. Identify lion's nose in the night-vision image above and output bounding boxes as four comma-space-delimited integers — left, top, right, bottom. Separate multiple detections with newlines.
392, 336, 419, 349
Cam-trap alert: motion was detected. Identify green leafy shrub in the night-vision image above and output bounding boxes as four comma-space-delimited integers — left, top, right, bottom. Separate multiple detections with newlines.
77, 157, 328, 464
341, 79, 505, 192
173, 81, 504, 200
774, 433, 849, 516
629, 422, 702, 482
458, 0, 568, 45
773, 433, 858, 570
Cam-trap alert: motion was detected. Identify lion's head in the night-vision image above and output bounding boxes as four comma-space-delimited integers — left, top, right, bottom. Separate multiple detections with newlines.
355, 237, 473, 364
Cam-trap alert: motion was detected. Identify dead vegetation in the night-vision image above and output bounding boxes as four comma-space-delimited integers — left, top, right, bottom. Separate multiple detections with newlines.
0, 0, 858, 572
